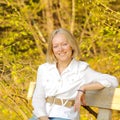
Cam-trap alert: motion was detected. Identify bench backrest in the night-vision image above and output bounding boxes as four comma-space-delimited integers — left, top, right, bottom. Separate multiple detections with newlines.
85, 87, 120, 120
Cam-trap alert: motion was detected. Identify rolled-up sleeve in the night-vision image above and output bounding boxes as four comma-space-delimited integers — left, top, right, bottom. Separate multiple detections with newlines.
32, 66, 47, 117
84, 67, 119, 88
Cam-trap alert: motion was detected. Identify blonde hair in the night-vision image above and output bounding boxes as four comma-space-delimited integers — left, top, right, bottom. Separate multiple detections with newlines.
47, 28, 79, 63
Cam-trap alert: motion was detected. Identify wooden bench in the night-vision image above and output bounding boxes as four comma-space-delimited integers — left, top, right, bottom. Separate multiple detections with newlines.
85, 87, 120, 120
27, 82, 120, 120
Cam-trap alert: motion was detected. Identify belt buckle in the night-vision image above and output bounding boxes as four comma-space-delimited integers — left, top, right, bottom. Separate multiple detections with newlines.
50, 96, 55, 105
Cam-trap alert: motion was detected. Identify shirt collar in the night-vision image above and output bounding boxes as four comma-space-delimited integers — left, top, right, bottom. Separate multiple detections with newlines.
46, 59, 75, 71
46, 58, 88, 73
66, 58, 89, 73
64, 58, 77, 72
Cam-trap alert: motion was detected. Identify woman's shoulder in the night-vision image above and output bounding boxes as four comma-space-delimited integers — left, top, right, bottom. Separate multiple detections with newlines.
74, 59, 89, 71
38, 62, 55, 71
74, 59, 88, 66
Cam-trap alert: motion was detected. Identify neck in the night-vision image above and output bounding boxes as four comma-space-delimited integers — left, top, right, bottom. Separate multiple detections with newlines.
57, 58, 72, 74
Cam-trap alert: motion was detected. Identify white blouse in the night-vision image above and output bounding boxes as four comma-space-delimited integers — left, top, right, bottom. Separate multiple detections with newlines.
32, 59, 118, 120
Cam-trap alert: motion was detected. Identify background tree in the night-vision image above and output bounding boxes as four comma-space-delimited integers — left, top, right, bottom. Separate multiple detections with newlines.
0, 0, 120, 119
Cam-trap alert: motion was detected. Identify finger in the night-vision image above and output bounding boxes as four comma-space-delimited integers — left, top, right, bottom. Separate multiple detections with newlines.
74, 104, 79, 112
74, 104, 76, 112
81, 98, 86, 106
76, 105, 80, 112
74, 102, 80, 112
81, 95, 86, 106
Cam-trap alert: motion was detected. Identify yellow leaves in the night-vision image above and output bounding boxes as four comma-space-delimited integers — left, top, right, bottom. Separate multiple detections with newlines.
118, 44, 120, 49
0, 0, 120, 119
2, 109, 9, 115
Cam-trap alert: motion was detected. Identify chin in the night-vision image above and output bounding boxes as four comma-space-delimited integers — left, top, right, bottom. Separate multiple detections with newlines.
59, 59, 69, 62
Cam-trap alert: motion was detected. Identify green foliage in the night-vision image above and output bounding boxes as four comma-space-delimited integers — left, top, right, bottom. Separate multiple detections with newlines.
0, 0, 120, 119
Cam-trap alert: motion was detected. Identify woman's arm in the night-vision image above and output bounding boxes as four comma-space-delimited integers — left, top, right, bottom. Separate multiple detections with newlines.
32, 66, 48, 118
79, 82, 105, 91
74, 82, 104, 112
83, 67, 119, 88
74, 64, 119, 112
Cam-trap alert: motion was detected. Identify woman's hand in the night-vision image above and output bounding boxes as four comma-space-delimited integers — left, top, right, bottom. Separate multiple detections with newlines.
39, 116, 49, 120
74, 90, 86, 112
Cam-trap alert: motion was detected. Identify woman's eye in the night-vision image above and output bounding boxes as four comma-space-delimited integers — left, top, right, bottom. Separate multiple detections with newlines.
63, 43, 68, 46
53, 45, 58, 48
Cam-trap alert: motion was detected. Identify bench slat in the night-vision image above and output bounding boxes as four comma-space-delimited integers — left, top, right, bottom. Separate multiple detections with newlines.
27, 82, 36, 100
85, 87, 120, 110
97, 108, 112, 120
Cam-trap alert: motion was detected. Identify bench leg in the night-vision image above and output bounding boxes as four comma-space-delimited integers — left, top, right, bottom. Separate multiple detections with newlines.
97, 108, 112, 120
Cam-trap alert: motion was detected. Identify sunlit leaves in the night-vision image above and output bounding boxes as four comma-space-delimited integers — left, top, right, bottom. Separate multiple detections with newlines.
0, 0, 120, 119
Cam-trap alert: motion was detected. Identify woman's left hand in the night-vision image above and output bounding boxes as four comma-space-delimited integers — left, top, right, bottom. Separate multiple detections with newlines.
74, 91, 86, 112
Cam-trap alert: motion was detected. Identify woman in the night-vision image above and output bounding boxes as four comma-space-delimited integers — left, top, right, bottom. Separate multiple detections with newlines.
29, 28, 118, 120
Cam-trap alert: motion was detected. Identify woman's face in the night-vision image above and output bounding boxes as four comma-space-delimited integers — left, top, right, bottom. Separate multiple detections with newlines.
52, 33, 73, 63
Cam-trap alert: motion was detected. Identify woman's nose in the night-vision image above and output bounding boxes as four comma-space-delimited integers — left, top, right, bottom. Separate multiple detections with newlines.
58, 45, 63, 51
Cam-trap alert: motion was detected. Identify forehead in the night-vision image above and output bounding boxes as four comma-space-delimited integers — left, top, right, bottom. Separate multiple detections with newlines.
52, 33, 68, 44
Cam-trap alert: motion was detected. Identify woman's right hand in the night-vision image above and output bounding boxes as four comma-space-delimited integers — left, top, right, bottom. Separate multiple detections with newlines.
74, 90, 86, 112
